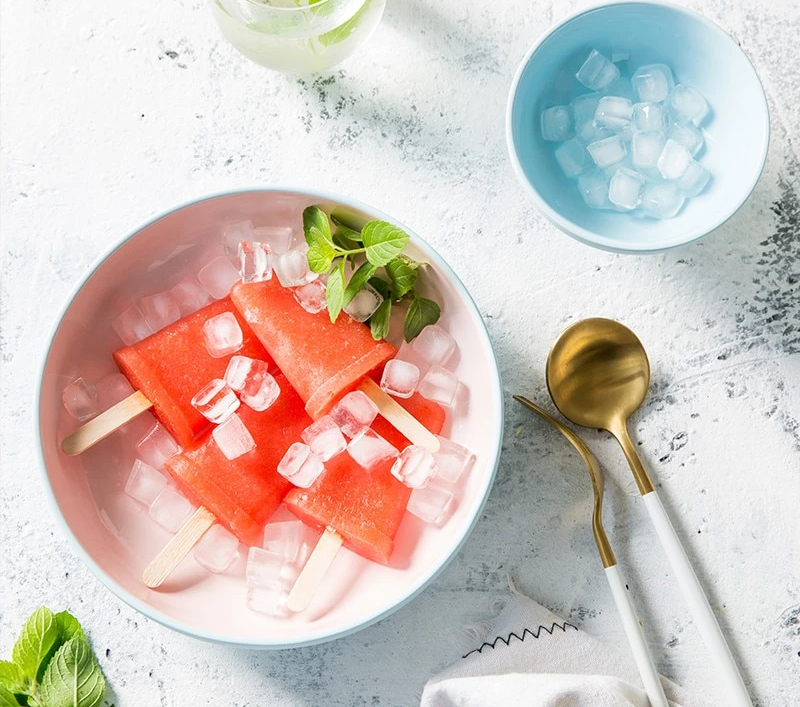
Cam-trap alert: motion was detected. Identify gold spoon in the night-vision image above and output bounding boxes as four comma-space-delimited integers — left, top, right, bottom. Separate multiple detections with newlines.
545, 318, 752, 707
514, 395, 668, 707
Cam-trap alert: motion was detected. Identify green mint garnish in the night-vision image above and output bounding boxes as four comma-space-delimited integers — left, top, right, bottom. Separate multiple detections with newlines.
404, 296, 441, 342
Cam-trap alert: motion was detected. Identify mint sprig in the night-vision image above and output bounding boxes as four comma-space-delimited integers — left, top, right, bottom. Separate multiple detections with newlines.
302, 206, 441, 341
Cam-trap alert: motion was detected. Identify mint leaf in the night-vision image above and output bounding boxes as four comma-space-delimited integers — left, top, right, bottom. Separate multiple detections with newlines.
330, 208, 366, 233
0, 685, 19, 707
307, 241, 335, 273
318, 0, 369, 47
332, 230, 361, 251
343, 262, 377, 307
12, 607, 60, 684
54, 612, 84, 644
369, 300, 392, 340
303, 205, 333, 246
39, 638, 105, 707
385, 257, 418, 299
326, 261, 346, 323
0, 661, 27, 694
362, 221, 409, 267
368, 276, 391, 300
404, 297, 441, 342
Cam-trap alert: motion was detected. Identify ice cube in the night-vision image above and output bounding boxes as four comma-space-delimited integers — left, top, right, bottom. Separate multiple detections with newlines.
577, 170, 611, 210
263, 519, 309, 565
202, 312, 243, 358
139, 291, 181, 333
344, 283, 383, 323
587, 135, 627, 169
347, 429, 399, 469
593, 96, 633, 132
417, 365, 459, 407
395, 340, 431, 376
631, 131, 666, 170
668, 85, 709, 126
608, 168, 645, 210
193, 524, 239, 573
631, 64, 674, 103
277, 442, 325, 487
253, 225, 294, 256
380, 359, 420, 399
274, 248, 318, 288
330, 390, 378, 438
124, 459, 167, 505
433, 436, 476, 484
95, 373, 134, 409
238, 242, 273, 284
641, 181, 685, 219
540, 106, 573, 142
293, 279, 327, 314
667, 122, 704, 156
676, 160, 711, 197
136, 422, 180, 469
246, 546, 298, 587
575, 50, 620, 91
555, 137, 591, 178
411, 324, 456, 367
632, 102, 669, 133
246, 583, 290, 617
657, 139, 692, 180
240, 370, 280, 411
191, 378, 240, 424
301, 415, 347, 462
222, 220, 255, 259
62, 377, 98, 421
571, 94, 599, 140
212, 412, 256, 460
149, 486, 194, 533
407, 483, 455, 525
112, 304, 153, 345
391, 446, 437, 488
198, 256, 241, 300
170, 277, 213, 317
603, 76, 634, 102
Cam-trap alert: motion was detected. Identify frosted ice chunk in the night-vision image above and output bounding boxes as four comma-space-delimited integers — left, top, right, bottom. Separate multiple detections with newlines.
149, 486, 194, 533
540, 106, 572, 142
344, 283, 383, 323
632, 64, 674, 103
241, 371, 279, 411
395, 340, 430, 376
411, 324, 456, 367
194, 524, 239, 573
330, 391, 378, 438
222, 220, 255, 259
347, 429, 399, 469
631, 131, 666, 170
274, 248, 318, 288
676, 160, 711, 197
576, 50, 620, 91
238, 242, 273, 284
301, 415, 347, 462
434, 436, 476, 484
212, 413, 256, 460
657, 139, 692, 180
593, 96, 633, 132
124, 459, 167, 506
641, 181, 685, 219
62, 377, 98, 421
577, 170, 611, 210
667, 122, 703, 156
95, 373, 134, 409
407, 483, 455, 525
263, 519, 309, 565
246, 583, 290, 617
277, 442, 325, 487
417, 365, 459, 407
608, 168, 645, 211
112, 304, 153, 345
587, 135, 626, 169
555, 137, 591, 178
198, 256, 241, 300
136, 422, 180, 469
380, 359, 420, 399
247, 546, 298, 587
604, 76, 634, 102
391, 446, 437, 489
632, 102, 668, 132
170, 277, 212, 317
139, 291, 181, 332
293, 279, 327, 314
669, 84, 709, 126
191, 379, 240, 424
202, 312, 243, 358
253, 225, 294, 256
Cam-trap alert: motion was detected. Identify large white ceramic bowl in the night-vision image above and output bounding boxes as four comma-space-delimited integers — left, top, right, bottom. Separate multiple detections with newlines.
36, 188, 504, 648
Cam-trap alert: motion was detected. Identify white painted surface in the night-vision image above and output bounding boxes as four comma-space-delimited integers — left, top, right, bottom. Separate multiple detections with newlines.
1, 0, 798, 705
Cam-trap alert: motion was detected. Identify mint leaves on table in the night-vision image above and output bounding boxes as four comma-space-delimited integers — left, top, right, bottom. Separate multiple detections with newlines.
1, 607, 105, 707
302, 205, 441, 342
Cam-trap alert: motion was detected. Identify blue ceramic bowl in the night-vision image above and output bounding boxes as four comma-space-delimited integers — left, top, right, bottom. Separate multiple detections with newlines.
506, 2, 769, 253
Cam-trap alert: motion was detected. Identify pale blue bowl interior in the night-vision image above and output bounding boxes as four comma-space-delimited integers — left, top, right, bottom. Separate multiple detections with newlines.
508, 2, 769, 252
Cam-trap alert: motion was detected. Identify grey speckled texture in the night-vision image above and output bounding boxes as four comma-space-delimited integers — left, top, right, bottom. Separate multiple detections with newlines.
1, 0, 798, 705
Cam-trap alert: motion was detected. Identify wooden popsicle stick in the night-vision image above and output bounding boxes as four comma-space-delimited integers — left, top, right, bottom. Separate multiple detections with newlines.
142, 506, 216, 588
286, 527, 344, 613
61, 390, 153, 456
358, 378, 441, 453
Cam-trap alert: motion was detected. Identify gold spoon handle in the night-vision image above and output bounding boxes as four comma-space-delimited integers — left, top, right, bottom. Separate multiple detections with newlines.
609, 420, 654, 495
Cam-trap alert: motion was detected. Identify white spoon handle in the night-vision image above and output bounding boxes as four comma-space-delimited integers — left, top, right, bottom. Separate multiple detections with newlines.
605, 565, 670, 707
642, 492, 752, 707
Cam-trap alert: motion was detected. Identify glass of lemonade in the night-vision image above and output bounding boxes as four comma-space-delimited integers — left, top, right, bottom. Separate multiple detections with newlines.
211, 0, 387, 73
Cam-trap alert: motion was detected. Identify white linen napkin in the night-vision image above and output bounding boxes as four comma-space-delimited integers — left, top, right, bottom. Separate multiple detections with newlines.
421, 585, 714, 707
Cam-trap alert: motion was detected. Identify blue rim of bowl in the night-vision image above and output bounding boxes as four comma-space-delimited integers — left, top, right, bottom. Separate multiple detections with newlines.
34, 186, 505, 649
505, 0, 770, 254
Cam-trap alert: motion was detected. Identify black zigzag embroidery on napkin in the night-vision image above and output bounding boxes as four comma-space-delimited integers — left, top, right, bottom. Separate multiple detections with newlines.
462, 621, 579, 659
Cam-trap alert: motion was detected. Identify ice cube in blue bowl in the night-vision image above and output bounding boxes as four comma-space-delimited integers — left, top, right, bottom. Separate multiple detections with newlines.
506, 2, 769, 253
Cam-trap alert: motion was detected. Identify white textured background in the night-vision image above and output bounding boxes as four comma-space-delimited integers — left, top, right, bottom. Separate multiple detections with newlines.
1, 0, 798, 705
